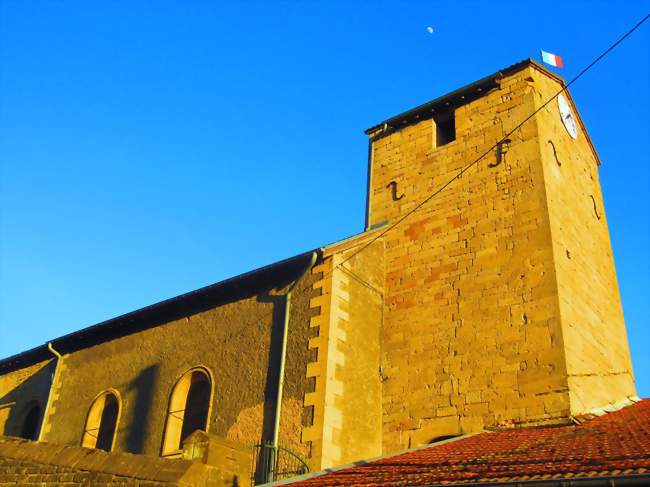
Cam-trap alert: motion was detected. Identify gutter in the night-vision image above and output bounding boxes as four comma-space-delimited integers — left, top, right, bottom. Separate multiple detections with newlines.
364, 139, 374, 231
268, 251, 318, 480
269, 472, 650, 487
421, 474, 650, 487
38, 342, 63, 441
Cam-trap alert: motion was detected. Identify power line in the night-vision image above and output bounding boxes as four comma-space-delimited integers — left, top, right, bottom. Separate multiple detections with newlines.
199, 13, 650, 346
333, 12, 650, 272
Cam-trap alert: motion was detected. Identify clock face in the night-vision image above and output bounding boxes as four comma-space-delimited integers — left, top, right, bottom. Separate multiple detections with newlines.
558, 94, 578, 139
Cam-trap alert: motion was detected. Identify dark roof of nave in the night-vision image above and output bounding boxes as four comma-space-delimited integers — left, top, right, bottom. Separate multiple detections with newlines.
0, 250, 319, 373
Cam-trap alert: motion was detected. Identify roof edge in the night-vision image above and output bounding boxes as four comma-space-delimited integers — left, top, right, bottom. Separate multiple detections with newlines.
268, 432, 486, 486
0, 249, 320, 374
364, 58, 564, 137
421, 474, 650, 487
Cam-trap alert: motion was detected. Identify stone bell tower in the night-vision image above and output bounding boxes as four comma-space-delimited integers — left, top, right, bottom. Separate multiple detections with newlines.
364, 59, 636, 453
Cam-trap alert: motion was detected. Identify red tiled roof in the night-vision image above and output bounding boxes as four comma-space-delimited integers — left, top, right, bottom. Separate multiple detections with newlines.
290, 399, 650, 486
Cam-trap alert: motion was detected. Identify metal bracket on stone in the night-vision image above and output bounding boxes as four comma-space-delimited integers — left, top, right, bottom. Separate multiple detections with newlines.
489, 138, 511, 168
547, 139, 562, 167
590, 195, 602, 220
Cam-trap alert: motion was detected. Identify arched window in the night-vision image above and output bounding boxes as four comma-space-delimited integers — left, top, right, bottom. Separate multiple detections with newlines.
20, 401, 41, 440
81, 390, 120, 452
161, 368, 213, 455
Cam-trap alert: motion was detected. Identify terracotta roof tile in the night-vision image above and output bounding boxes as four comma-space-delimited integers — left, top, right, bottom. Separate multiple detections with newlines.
290, 399, 650, 486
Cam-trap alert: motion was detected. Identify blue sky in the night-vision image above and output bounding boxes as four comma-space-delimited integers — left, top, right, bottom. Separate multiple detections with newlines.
1, 2, 648, 396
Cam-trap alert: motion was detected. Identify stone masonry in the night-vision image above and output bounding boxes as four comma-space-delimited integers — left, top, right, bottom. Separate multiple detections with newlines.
366, 62, 635, 453
0, 432, 251, 486
0, 59, 638, 481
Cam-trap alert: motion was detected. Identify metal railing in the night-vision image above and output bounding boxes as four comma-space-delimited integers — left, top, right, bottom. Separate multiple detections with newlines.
252, 442, 310, 484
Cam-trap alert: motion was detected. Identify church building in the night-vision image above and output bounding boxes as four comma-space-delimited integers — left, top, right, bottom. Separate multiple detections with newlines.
0, 59, 644, 486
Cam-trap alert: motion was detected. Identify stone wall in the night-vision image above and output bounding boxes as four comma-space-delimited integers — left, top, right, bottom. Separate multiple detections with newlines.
0, 60, 637, 476
367, 64, 635, 453
0, 360, 54, 439
303, 234, 384, 470
0, 433, 247, 486
1, 269, 317, 469
369, 65, 570, 452
532, 70, 636, 414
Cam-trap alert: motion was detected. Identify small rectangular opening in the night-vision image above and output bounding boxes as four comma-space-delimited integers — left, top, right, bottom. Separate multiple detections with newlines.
434, 109, 456, 147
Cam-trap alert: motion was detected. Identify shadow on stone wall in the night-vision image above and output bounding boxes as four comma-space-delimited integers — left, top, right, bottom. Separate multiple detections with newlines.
124, 364, 159, 453
0, 361, 55, 439
253, 291, 286, 482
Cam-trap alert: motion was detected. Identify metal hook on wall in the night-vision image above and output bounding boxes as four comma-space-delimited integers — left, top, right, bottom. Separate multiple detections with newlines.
387, 181, 405, 201
489, 138, 512, 168
547, 139, 562, 167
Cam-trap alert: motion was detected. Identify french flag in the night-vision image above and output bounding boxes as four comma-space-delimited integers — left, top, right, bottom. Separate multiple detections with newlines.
541, 50, 564, 68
